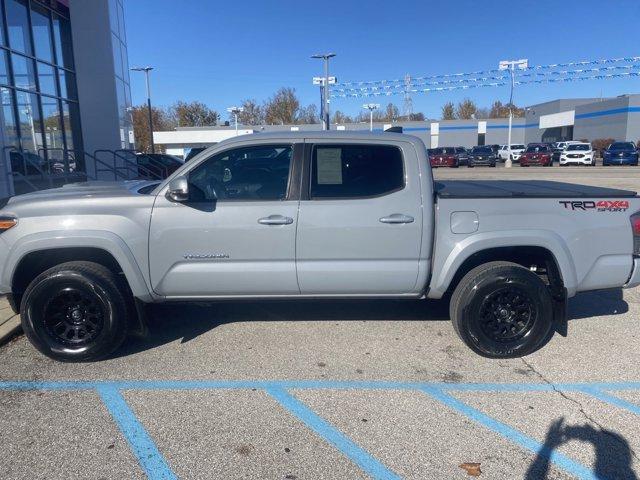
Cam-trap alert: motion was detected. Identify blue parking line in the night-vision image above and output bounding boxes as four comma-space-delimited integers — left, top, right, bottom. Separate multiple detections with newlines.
97, 385, 177, 480
266, 386, 402, 480
578, 386, 640, 416
2, 379, 640, 392
420, 386, 599, 480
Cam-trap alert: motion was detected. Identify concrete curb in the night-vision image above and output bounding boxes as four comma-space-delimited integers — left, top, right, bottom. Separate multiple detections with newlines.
0, 297, 21, 344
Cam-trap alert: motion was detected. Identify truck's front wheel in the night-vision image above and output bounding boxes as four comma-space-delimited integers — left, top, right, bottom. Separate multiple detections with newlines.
20, 261, 129, 362
449, 261, 554, 358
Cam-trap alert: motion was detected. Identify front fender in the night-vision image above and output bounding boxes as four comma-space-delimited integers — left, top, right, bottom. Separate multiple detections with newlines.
427, 229, 578, 299
1, 230, 154, 302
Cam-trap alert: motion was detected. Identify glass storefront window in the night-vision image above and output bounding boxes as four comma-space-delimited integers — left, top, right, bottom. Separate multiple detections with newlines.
41, 96, 63, 150
1, 87, 18, 148
52, 14, 74, 69
6, 0, 32, 54
37, 61, 57, 97
0, 51, 9, 86
31, 3, 54, 63
57, 67, 76, 99
112, 33, 123, 80
11, 53, 36, 91
15, 90, 42, 152
61, 100, 74, 150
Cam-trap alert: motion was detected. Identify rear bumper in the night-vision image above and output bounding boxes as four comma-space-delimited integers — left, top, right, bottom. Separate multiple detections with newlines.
624, 257, 640, 288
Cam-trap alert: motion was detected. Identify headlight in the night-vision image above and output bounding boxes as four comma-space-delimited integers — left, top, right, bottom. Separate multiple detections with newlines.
0, 216, 16, 232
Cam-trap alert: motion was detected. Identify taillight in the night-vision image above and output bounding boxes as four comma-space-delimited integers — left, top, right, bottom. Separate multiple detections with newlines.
631, 212, 640, 255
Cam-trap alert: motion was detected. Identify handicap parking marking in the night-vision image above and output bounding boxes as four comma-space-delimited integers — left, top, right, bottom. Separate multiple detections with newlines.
1, 380, 640, 480
96, 385, 177, 480
266, 386, 402, 480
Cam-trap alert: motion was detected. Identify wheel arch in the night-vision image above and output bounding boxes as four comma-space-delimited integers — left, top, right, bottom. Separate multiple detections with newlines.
427, 231, 577, 299
5, 231, 153, 308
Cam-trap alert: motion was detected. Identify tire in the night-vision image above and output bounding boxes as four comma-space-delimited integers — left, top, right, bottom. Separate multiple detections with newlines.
20, 261, 130, 362
449, 261, 554, 358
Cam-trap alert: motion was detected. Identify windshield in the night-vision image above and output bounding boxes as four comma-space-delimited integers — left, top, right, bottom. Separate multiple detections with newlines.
566, 144, 590, 151
511, 145, 525, 149
526, 145, 549, 153
609, 142, 635, 151
471, 146, 492, 153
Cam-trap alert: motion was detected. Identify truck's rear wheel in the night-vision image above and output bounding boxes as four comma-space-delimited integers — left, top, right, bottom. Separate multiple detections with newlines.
20, 261, 129, 362
449, 261, 554, 358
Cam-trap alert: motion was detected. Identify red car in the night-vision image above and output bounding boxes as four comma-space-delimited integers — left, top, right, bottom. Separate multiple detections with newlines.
429, 147, 459, 168
520, 144, 553, 167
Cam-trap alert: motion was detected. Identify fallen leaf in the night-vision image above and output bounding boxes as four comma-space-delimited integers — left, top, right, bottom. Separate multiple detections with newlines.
459, 462, 482, 476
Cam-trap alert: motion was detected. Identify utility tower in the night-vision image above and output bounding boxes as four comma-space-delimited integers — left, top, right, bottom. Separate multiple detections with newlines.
403, 73, 413, 118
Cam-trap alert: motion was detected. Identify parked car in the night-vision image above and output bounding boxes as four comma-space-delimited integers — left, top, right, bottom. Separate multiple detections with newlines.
603, 142, 639, 166
4, 132, 640, 362
429, 147, 459, 168
498, 144, 526, 162
520, 144, 553, 167
559, 143, 596, 166
467, 146, 497, 167
551, 141, 583, 162
136, 153, 183, 179
454, 146, 470, 166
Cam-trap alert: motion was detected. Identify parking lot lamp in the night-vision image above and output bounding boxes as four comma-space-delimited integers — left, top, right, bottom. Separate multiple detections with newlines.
131, 66, 155, 153
499, 59, 528, 167
311, 53, 336, 130
227, 107, 244, 136
362, 103, 380, 131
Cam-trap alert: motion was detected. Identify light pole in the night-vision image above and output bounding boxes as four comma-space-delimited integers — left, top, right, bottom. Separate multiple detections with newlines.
499, 59, 528, 167
362, 103, 380, 131
311, 53, 336, 130
227, 106, 244, 136
131, 66, 155, 153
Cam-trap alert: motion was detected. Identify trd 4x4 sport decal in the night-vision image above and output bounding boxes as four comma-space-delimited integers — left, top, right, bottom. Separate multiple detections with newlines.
559, 200, 630, 212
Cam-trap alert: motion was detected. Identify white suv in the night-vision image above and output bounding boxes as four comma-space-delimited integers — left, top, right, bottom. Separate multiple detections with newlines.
498, 144, 526, 162
559, 143, 595, 166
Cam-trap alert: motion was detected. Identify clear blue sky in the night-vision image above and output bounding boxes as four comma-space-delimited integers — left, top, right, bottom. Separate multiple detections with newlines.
125, 0, 640, 121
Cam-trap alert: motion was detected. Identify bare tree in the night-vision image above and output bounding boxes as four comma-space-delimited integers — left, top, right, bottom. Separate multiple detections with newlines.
333, 110, 353, 124
384, 103, 400, 122
441, 102, 456, 120
170, 101, 219, 127
297, 104, 319, 124
264, 87, 300, 125
237, 99, 265, 126
489, 100, 525, 118
456, 99, 478, 120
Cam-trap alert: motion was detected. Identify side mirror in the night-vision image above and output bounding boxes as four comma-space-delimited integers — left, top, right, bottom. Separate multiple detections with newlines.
166, 176, 189, 202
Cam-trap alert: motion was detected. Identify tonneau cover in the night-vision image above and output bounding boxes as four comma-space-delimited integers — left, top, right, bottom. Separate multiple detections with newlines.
435, 180, 637, 198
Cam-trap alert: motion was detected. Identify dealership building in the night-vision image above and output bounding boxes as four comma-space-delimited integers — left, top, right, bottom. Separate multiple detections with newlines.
0, 0, 133, 196
156, 94, 640, 157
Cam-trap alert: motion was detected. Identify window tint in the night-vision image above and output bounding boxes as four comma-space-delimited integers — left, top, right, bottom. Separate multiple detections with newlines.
472, 146, 492, 153
311, 144, 404, 199
566, 144, 590, 151
526, 145, 549, 153
188, 145, 292, 201
609, 142, 635, 150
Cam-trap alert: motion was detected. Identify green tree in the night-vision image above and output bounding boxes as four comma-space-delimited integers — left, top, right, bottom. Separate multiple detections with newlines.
441, 102, 456, 120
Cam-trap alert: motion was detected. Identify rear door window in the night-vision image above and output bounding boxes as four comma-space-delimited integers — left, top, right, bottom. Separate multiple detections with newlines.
310, 144, 404, 199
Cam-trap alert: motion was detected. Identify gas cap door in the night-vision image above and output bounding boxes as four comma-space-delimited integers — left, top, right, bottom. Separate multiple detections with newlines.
451, 211, 479, 234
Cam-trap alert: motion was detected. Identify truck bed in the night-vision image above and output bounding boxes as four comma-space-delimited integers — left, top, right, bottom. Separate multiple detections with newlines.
435, 180, 637, 198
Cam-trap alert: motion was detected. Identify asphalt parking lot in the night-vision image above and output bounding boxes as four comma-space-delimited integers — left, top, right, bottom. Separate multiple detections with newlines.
1, 165, 640, 480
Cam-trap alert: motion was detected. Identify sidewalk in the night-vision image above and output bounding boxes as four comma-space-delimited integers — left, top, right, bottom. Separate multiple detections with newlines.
0, 296, 20, 344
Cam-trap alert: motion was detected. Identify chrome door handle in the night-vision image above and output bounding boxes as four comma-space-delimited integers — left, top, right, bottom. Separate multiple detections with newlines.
258, 215, 294, 225
379, 213, 414, 224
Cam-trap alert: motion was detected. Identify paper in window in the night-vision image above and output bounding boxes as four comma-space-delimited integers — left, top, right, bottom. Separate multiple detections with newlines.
316, 148, 343, 184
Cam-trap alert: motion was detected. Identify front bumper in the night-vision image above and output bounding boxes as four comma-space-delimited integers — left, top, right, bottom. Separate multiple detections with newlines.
624, 257, 640, 288
560, 156, 593, 165
469, 157, 496, 166
603, 156, 639, 165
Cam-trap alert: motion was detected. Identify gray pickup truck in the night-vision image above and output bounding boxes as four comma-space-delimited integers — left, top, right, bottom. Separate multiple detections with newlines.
1, 132, 639, 362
